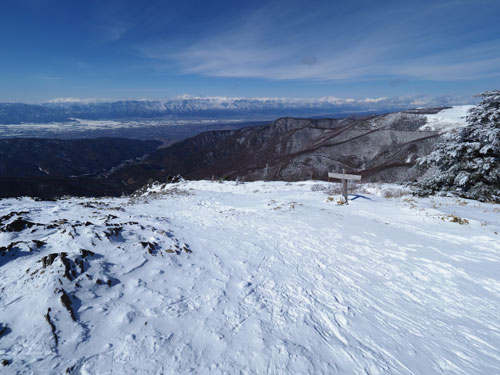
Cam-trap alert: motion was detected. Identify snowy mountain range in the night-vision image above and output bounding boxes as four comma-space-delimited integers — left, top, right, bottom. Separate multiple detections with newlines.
0, 96, 470, 124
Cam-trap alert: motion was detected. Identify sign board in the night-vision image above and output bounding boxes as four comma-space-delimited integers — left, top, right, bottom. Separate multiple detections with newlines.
328, 172, 362, 181
328, 170, 362, 204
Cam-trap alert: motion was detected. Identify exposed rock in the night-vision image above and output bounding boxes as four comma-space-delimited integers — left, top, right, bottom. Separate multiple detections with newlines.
1, 242, 23, 257
0, 211, 28, 224
80, 249, 95, 258
32, 240, 46, 248
44, 308, 58, 346
0, 323, 9, 338
4, 218, 37, 232
59, 253, 72, 281
41, 253, 59, 268
60, 290, 76, 321
140, 241, 157, 254
104, 227, 122, 239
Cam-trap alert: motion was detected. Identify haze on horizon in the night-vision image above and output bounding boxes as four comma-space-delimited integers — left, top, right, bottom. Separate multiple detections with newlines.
1, 0, 499, 104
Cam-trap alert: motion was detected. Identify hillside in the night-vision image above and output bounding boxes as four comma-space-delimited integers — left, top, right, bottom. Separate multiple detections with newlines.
0, 181, 499, 373
112, 108, 460, 189
0, 138, 161, 178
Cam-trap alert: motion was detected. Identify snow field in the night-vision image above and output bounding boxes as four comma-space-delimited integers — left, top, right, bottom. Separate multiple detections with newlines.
0, 180, 499, 374
420, 105, 473, 132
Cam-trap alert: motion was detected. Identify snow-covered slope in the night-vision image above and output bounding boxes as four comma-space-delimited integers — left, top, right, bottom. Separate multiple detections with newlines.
419, 105, 473, 132
1, 181, 499, 374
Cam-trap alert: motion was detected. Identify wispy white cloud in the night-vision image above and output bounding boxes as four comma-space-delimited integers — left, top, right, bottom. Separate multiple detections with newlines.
100, 24, 129, 43
395, 41, 500, 80
140, 1, 500, 82
89, 1, 133, 43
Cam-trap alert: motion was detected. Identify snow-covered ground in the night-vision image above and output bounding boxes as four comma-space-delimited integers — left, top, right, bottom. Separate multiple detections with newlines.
420, 105, 473, 132
0, 181, 499, 374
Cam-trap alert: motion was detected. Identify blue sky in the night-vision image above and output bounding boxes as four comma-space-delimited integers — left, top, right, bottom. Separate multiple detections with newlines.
1, 0, 499, 103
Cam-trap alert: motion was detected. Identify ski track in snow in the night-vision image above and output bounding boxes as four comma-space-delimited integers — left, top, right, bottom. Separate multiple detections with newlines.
0, 181, 499, 374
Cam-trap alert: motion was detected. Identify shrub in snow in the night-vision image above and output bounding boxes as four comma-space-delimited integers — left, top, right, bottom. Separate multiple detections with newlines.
417, 90, 500, 202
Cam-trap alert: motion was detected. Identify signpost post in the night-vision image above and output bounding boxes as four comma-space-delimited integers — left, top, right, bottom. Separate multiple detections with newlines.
328, 169, 362, 204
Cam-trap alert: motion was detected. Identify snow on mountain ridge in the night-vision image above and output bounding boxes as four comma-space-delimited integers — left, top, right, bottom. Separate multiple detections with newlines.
48, 97, 117, 104
43, 96, 468, 112
46, 95, 388, 106
420, 105, 474, 132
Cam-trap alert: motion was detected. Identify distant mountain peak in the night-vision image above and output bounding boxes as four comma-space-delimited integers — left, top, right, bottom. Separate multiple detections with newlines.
47, 97, 118, 104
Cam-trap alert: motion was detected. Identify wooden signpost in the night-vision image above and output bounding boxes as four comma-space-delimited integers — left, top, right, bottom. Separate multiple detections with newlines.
328, 169, 362, 204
